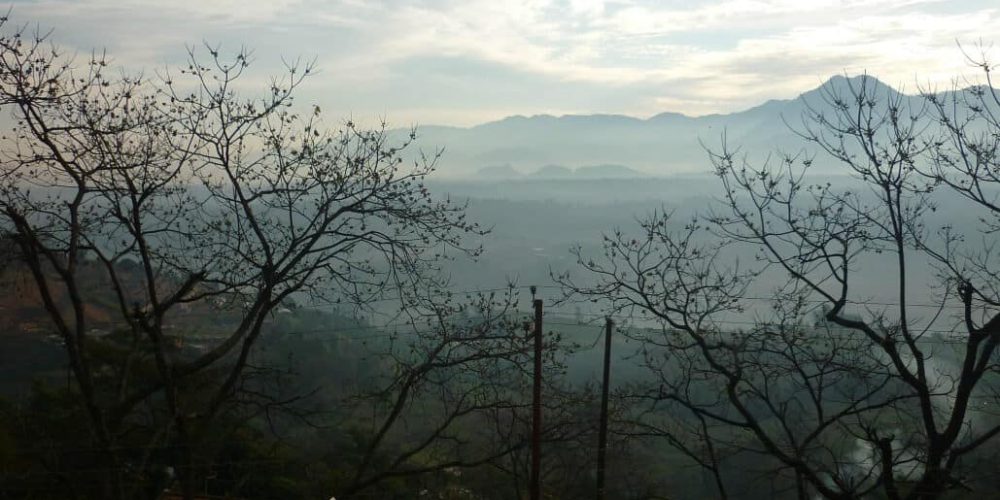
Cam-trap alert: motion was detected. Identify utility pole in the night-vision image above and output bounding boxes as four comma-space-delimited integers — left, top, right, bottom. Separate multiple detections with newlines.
596, 317, 613, 500
530, 287, 543, 500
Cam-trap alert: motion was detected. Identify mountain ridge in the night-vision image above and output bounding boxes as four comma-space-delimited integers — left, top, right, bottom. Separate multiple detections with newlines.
398, 75, 980, 178
442, 74, 907, 131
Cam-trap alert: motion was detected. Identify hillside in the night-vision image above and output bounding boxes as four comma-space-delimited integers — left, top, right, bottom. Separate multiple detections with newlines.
0, 255, 233, 339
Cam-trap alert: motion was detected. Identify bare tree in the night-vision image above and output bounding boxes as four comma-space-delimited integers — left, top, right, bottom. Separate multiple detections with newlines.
339, 287, 594, 500
559, 72, 1000, 499
0, 20, 482, 500
340, 288, 534, 498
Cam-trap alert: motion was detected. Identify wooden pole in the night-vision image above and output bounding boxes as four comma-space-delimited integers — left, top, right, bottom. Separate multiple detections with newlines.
596, 317, 613, 500
530, 297, 543, 500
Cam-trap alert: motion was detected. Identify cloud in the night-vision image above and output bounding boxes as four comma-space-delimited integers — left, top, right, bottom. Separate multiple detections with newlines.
4, 0, 998, 125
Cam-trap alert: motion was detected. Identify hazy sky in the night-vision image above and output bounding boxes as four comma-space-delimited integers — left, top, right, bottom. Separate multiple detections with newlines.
8, 0, 1000, 126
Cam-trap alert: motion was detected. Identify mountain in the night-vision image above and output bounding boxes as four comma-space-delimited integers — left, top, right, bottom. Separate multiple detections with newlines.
476, 164, 522, 178
473, 163, 647, 180
575, 164, 645, 178
530, 164, 574, 178
398, 75, 970, 178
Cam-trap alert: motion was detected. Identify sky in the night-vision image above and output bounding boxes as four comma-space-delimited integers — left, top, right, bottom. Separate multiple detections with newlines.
6, 0, 1000, 126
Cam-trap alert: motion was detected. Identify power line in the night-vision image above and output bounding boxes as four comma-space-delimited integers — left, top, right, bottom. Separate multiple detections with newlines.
296, 284, 556, 307
293, 281, 992, 311
265, 312, 984, 348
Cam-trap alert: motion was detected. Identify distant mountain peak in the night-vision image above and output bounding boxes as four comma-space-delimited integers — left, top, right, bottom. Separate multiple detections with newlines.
531, 164, 574, 177
476, 164, 522, 178
800, 74, 900, 102
575, 164, 645, 178
647, 111, 690, 122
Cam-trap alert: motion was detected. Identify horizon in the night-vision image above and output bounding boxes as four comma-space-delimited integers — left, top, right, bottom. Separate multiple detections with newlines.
5, 0, 998, 127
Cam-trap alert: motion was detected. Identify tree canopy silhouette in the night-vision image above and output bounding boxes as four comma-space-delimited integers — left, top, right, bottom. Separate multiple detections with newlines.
0, 19, 484, 500
559, 70, 1000, 499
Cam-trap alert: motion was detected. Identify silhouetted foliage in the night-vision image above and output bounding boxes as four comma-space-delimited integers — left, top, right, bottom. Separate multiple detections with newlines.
0, 19, 483, 500
559, 70, 1000, 499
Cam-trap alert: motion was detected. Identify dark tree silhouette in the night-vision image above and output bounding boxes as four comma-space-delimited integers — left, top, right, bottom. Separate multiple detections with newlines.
337, 287, 597, 500
559, 71, 1000, 499
0, 20, 483, 500
340, 289, 535, 497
